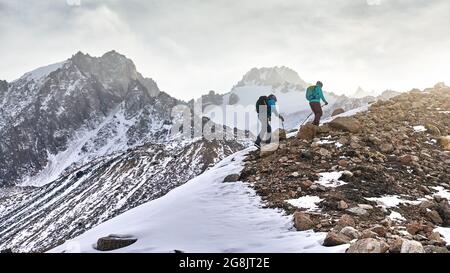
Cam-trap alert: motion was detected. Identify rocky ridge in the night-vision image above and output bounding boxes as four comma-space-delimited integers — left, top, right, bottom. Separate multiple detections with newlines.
240, 83, 450, 253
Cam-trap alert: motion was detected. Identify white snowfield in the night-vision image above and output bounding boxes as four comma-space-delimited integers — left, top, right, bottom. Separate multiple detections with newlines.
50, 148, 348, 253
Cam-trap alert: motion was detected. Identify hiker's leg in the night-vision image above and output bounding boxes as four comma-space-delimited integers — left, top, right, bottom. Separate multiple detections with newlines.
255, 135, 261, 146
315, 104, 323, 125
309, 102, 317, 125
310, 102, 322, 126
265, 121, 272, 144
257, 114, 268, 145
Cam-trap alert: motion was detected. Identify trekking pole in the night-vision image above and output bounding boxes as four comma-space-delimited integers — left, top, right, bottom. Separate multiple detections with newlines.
300, 104, 327, 126
300, 113, 313, 126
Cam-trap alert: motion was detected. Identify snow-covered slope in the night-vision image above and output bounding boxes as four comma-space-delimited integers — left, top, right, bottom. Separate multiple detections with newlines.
0, 51, 249, 252
50, 148, 348, 253
0, 139, 244, 252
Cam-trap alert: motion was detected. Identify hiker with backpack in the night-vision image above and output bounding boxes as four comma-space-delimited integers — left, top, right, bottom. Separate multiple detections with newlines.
306, 81, 328, 126
255, 94, 284, 148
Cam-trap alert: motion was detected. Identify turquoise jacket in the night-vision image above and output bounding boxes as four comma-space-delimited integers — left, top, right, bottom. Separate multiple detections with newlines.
267, 99, 276, 117
307, 85, 327, 103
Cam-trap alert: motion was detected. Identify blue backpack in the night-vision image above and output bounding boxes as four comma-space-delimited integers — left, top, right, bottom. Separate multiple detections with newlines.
306, 85, 318, 101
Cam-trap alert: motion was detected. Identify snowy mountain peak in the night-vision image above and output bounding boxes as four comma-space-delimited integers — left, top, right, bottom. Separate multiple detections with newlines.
18, 61, 66, 82
348, 86, 375, 99
235, 66, 308, 88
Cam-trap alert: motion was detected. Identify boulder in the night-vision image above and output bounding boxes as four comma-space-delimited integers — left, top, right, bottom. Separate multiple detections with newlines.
428, 232, 446, 246
297, 124, 317, 141
361, 229, 379, 239
399, 154, 419, 164
438, 136, 450, 150
370, 225, 387, 237
346, 207, 368, 216
300, 150, 313, 160
337, 200, 349, 210
294, 212, 315, 231
300, 180, 314, 189
96, 236, 137, 251
427, 210, 443, 225
437, 200, 450, 225
337, 214, 356, 228
401, 240, 424, 253
260, 143, 279, 157
223, 174, 241, 183
317, 148, 331, 157
317, 124, 331, 134
340, 226, 361, 240
328, 117, 361, 133
424, 245, 450, 253
406, 221, 422, 235
323, 232, 351, 247
331, 108, 345, 117
388, 238, 404, 253
347, 238, 389, 253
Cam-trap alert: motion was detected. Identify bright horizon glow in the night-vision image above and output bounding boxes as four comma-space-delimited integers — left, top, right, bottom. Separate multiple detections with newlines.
1, 0, 450, 100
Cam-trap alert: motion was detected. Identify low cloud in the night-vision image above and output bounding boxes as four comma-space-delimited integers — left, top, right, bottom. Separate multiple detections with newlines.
1, 0, 450, 99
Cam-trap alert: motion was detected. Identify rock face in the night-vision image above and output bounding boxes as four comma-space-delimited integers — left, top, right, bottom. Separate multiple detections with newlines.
297, 124, 318, 140
96, 236, 137, 251
328, 117, 361, 133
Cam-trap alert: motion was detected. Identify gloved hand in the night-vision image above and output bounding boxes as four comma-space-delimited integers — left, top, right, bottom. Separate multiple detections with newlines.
324, 101, 329, 106
280, 115, 285, 122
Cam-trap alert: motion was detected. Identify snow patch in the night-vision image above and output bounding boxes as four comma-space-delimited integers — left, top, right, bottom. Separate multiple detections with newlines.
286, 196, 323, 212
413, 125, 426, 132
365, 195, 424, 208
431, 186, 450, 200
434, 227, 450, 246
316, 172, 347, 188
388, 211, 406, 222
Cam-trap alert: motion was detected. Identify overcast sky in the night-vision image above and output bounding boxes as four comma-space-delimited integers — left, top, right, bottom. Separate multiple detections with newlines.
1, 0, 450, 100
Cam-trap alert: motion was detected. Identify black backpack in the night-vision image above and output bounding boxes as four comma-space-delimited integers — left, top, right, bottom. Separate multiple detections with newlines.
255, 96, 268, 114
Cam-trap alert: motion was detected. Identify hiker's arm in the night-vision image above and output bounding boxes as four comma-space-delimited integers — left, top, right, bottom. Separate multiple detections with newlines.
272, 107, 284, 122
319, 87, 328, 105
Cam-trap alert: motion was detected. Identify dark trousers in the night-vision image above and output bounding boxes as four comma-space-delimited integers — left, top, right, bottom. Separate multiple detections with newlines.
309, 102, 323, 126
255, 114, 272, 145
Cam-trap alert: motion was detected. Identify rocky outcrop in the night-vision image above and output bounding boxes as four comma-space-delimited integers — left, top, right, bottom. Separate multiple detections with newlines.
240, 84, 450, 253
297, 124, 317, 141
328, 117, 361, 133
96, 236, 137, 251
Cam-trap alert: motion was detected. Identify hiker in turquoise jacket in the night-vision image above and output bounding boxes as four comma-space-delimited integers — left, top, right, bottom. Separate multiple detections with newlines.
306, 81, 328, 125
